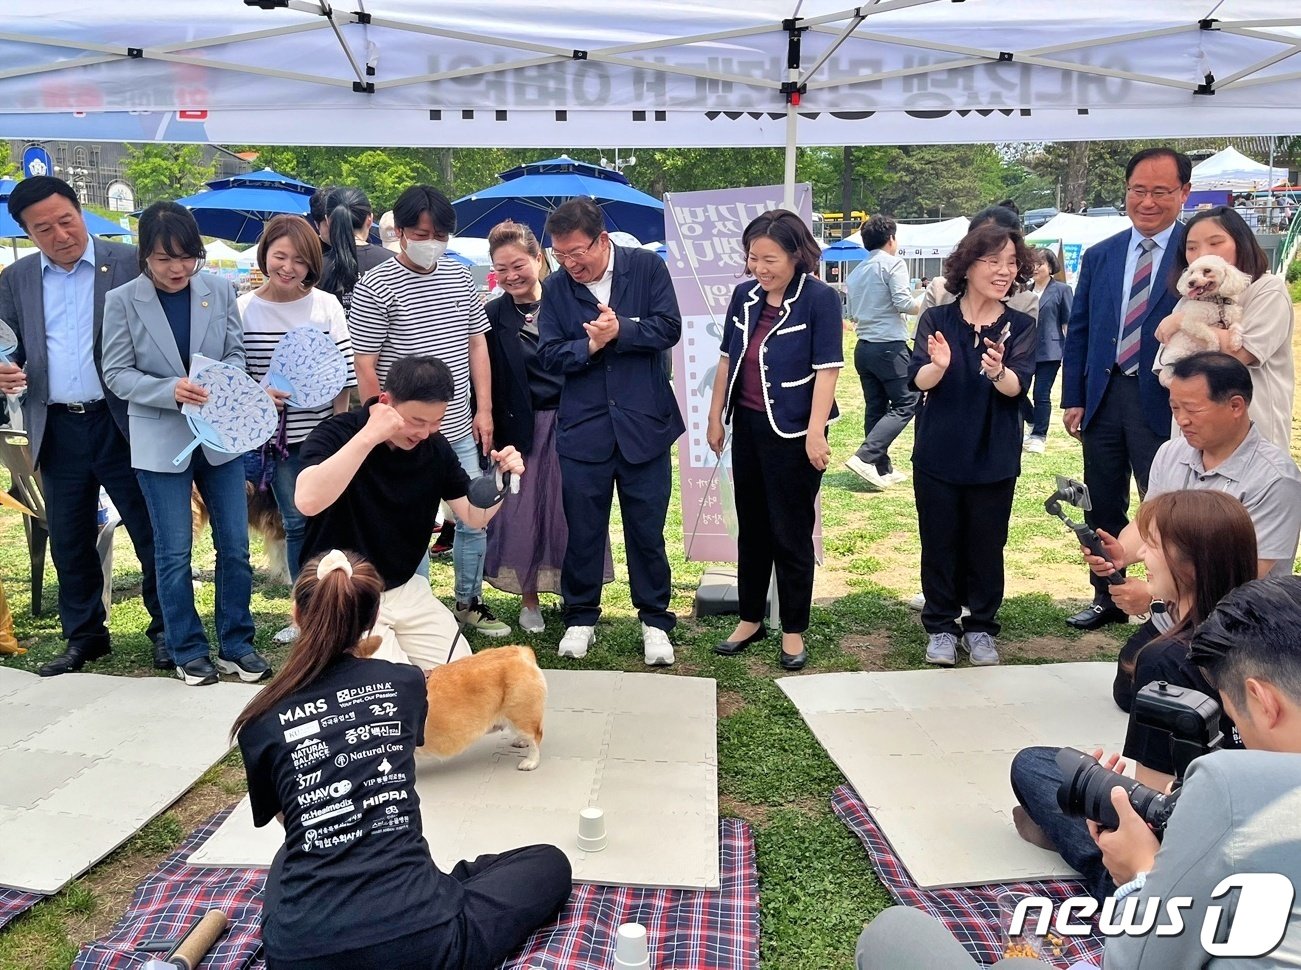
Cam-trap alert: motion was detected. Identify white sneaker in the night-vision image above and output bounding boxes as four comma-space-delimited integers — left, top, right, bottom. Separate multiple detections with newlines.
519, 606, 545, 634
558, 625, 595, 659
1024, 436, 1046, 454
925, 632, 958, 667
844, 456, 889, 491
641, 624, 675, 666
885, 470, 909, 484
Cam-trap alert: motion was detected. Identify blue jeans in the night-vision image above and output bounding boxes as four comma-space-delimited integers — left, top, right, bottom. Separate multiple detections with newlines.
449, 433, 487, 605
137, 453, 256, 666
1009, 746, 1114, 902
268, 443, 307, 580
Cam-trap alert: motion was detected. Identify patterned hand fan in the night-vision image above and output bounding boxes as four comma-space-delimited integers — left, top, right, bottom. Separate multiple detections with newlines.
265, 326, 347, 409
174, 357, 279, 466
0, 317, 26, 407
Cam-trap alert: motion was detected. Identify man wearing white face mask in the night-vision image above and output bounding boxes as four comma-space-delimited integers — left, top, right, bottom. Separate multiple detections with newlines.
348, 185, 509, 637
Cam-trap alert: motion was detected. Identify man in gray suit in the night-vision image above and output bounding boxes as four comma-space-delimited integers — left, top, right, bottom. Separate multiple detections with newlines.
0, 176, 166, 676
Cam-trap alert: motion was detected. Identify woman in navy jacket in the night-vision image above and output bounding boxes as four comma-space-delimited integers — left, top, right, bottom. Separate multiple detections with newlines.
706, 210, 843, 670
1021, 247, 1073, 452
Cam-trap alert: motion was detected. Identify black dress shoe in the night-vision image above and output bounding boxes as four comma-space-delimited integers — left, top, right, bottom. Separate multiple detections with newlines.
779, 645, 809, 671
1066, 604, 1128, 631
38, 642, 111, 677
152, 642, 173, 671
714, 624, 768, 656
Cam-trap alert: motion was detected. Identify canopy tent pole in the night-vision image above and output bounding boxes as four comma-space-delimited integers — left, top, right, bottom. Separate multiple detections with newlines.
781, 18, 804, 210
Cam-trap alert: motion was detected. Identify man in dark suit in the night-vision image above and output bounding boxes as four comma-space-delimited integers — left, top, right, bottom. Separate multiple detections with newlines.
538, 198, 685, 666
1060, 148, 1191, 630
0, 176, 166, 675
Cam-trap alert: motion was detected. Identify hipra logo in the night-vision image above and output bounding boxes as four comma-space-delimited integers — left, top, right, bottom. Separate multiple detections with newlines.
1011, 873, 1295, 957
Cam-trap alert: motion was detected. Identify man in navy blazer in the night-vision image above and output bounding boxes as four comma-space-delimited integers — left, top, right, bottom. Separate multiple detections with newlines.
538, 198, 685, 666
0, 176, 166, 676
1060, 148, 1191, 630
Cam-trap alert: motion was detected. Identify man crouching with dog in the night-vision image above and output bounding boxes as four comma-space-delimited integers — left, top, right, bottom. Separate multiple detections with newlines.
295, 355, 523, 669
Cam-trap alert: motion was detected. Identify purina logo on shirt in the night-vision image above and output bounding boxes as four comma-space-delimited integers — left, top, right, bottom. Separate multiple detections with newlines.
1010, 873, 1295, 957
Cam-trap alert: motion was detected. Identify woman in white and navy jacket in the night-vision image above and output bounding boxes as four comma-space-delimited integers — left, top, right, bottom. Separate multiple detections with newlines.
706, 210, 843, 670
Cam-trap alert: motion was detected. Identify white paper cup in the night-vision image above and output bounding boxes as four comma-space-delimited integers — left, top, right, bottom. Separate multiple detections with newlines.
614, 921, 650, 969
577, 806, 607, 852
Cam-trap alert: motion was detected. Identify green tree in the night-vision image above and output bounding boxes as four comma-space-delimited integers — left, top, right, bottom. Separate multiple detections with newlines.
122, 145, 218, 206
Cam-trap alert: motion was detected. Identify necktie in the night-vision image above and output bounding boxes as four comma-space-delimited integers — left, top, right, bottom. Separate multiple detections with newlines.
1116, 238, 1157, 375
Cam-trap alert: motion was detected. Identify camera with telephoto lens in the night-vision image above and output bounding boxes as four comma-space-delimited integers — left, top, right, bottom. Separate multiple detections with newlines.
1056, 681, 1223, 832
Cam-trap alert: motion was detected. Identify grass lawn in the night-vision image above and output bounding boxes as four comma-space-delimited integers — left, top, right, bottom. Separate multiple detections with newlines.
3, 318, 1298, 969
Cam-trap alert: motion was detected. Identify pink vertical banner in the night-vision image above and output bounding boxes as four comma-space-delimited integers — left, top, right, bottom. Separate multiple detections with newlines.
664, 184, 819, 563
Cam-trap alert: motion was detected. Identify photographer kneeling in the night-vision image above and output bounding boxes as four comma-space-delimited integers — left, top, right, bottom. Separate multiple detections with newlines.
856, 576, 1301, 969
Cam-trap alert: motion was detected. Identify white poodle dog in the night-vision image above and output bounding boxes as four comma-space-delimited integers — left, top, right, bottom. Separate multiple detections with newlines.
1156, 254, 1250, 387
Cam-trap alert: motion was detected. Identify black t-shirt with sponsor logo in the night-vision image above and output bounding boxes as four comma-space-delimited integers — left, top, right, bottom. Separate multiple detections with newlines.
238, 654, 462, 960
299, 401, 470, 590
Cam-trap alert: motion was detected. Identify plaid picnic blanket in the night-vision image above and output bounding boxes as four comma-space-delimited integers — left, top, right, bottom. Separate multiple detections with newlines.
831, 785, 1105, 968
76, 809, 759, 970
0, 888, 44, 932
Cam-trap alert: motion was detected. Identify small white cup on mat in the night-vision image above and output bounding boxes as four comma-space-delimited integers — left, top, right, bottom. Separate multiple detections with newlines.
614, 921, 651, 969
577, 806, 607, 852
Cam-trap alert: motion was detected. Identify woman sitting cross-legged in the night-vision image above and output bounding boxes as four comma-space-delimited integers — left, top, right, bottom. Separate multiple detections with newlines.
233, 549, 572, 970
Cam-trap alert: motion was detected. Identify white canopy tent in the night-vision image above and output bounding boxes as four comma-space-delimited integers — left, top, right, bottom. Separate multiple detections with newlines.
1, 1, 1299, 204
1025, 213, 1134, 251
1190, 146, 1289, 190
202, 239, 247, 264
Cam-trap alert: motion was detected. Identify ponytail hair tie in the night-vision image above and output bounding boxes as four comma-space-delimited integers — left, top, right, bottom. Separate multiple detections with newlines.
316, 549, 353, 580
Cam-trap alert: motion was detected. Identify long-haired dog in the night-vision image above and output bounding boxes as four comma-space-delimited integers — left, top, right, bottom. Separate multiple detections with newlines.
191, 484, 290, 583
1158, 254, 1250, 386
355, 642, 547, 771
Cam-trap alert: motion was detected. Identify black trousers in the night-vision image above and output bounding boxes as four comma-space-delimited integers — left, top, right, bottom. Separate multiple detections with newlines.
1080, 371, 1167, 606
559, 446, 675, 631
914, 469, 1016, 637
732, 407, 823, 633
266, 844, 572, 970
1019, 359, 1062, 439
852, 339, 919, 473
38, 406, 164, 651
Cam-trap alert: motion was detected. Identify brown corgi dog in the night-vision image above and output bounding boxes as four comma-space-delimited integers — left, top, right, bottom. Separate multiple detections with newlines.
356, 643, 547, 771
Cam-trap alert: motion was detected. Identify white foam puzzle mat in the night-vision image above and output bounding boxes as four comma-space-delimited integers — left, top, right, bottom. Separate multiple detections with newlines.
778, 662, 1129, 888
0, 665, 260, 894
189, 670, 721, 889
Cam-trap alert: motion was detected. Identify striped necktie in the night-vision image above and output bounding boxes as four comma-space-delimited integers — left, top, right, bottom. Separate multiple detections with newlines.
1116, 238, 1157, 375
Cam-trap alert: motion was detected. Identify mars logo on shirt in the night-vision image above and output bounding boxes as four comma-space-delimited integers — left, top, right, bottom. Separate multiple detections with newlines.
279, 700, 328, 725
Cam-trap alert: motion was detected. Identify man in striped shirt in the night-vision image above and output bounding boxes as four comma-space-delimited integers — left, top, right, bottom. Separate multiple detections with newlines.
348, 185, 509, 637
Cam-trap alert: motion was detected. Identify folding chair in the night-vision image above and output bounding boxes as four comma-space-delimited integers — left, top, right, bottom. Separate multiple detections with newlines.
0, 430, 119, 617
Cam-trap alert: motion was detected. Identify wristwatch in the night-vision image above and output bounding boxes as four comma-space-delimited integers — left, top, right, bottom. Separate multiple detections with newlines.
989, 367, 1007, 383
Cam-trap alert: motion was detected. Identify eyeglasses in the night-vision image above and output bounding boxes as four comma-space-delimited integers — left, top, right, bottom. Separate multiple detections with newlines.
552, 237, 601, 264
1126, 186, 1182, 201
975, 257, 1019, 272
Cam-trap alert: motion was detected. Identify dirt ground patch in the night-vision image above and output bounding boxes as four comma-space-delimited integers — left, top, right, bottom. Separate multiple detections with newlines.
1002, 632, 1121, 664
839, 633, 892, 670
718, 689, 747, 718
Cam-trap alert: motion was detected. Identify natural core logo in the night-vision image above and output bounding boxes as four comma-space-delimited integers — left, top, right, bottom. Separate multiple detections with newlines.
1010, 873, 1295, 957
